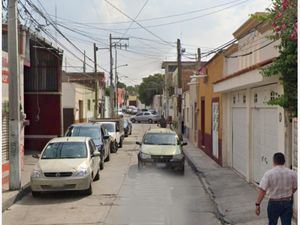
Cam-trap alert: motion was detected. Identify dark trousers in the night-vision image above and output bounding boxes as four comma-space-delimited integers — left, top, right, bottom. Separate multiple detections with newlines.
267, 200, 293, 225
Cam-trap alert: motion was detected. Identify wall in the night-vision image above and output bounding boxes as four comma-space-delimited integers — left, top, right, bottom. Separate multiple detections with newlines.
24, 94, 61, 151
198, 53, 224, 165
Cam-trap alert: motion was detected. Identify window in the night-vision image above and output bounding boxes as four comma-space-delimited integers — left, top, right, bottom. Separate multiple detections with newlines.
88, 140, 95, 156
254, 93, 258, 103
233, 96, 236, 104
144, 112, 150, 116
87, 99, 91, 110
136, 113, 143, 116
243, 95, 246, 103
41, 142, 87, 159
270, 91, 277, 100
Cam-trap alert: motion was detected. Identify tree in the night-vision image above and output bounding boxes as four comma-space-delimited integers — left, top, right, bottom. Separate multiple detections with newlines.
255, 0, 297, 116
117, 81, 126, 89
138, 73, 164, 106
126, 85, 139, 95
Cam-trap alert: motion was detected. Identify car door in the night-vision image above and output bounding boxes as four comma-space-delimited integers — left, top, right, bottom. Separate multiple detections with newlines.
143, 112, 151, 121
101, 127, 109, 157
135, 113, 143, 122
88, 140, 99, 177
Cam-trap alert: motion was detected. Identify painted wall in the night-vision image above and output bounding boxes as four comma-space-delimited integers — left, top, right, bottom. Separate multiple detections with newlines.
197, 53, 224, 165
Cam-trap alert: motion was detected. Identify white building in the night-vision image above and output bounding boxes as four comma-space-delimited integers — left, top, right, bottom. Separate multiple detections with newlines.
214, 15, 293, 186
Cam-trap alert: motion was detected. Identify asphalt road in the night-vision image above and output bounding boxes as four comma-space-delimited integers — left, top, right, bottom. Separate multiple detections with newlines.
3, 123, 221, 225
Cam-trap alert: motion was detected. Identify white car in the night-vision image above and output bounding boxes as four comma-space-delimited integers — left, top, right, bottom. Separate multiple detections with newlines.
99, 122, 124, 151
30, 137, 100, 197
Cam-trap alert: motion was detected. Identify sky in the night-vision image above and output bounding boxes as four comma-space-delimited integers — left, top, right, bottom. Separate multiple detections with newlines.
26, 0, 272, 85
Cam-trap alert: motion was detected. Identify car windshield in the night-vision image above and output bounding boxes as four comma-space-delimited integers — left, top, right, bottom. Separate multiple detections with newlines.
41, 142, 87, 159
66, 127, 101, 140
143, 133, 177, 145
101, 123, 115, 132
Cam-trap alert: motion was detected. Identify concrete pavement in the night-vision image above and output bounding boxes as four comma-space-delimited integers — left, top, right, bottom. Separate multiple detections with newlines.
2, 124, 222, 225
2, 154, 38, 212
183, 137, 297, 225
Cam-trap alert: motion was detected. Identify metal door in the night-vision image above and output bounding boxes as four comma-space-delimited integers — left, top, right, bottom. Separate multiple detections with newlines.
212, 102, 219, 159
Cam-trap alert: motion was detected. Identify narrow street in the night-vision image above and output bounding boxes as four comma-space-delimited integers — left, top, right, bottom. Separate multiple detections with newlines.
3, 124, 221, 225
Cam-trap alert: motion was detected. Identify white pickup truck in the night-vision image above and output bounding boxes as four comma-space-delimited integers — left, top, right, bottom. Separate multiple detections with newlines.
90, 118, 125, 153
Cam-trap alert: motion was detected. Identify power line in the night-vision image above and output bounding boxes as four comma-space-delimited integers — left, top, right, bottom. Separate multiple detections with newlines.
225, 40, 276, 58
104, 0, 175, 47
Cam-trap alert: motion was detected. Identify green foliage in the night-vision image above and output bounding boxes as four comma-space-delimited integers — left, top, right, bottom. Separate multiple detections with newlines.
117, 81, 126, 89
138, 73, 164, 106
256, 0, 297, 116
126, 85, 139, 95
105, 87, 110, 96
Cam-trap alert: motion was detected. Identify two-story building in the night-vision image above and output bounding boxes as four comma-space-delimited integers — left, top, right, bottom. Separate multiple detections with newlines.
213, 15, 288, 184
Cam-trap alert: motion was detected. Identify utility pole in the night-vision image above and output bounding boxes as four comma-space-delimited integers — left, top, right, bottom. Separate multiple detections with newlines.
177, 39, 182, 137
93, 43, 99, 118
109, 34, 114, 117
8, 0, 21, 190
114, 48, 118, 114
109, 35, 129, 117
83, 50, 86, 73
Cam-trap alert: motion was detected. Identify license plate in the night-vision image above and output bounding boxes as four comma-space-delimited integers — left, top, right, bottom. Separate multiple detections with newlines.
156, 163, 166, 168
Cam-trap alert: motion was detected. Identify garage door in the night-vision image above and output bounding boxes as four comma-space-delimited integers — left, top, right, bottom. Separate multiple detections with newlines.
253, 108, 278, 184
232, 108, 248, 177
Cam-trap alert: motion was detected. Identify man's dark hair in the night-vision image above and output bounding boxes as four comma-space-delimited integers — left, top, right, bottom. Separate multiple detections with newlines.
273, 152, 285, 165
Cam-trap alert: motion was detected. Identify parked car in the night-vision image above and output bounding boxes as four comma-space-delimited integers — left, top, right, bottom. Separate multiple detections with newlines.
130, 112, 161, 123
30, 137, 100, 197
149, 109, 158, 115
118, 108, 124, 117
136, 128, 187, 174
65, 123, 111, 170
124, 119, 132, 137
98, 121, 124, 151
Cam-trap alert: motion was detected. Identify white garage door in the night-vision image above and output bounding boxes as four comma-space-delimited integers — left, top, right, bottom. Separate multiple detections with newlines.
253, 108, 278, 184
232, 108, 248, 177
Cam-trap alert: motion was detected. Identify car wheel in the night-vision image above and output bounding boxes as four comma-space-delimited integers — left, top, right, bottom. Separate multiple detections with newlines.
32, 191, 41, 198
131, 119, 136, 123
178, 165, 185, 175
148, 119, 153, 124
94, 169, 100, 181
105, 150, 110, 162
138, 160, 143, 170
84, 183, 92, 195
100, 158, 104, 170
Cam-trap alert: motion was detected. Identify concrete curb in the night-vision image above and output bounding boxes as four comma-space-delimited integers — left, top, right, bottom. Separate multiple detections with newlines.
184, 149, 234, 225
2, 183, 31, 212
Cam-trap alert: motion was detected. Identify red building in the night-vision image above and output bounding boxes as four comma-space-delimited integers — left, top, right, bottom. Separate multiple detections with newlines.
24, 35, 63, 152
117, 88, 126, 107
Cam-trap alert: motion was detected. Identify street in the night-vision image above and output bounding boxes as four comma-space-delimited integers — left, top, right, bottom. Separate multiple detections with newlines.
3, 124, 221, 225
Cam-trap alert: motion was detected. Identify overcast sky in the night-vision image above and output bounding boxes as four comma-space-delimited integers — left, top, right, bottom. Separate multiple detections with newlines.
30, 0, 271, 85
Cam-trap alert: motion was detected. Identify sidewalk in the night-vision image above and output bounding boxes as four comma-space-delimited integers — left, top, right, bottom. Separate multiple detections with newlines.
2, 153, 37, 212
183, 138, 297, 225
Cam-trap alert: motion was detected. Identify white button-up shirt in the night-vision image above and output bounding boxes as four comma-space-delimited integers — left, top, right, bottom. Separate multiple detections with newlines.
259, 166, 297, 199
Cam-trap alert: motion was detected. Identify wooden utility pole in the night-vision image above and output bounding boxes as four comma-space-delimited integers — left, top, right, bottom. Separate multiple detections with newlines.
8, 0, 21, 190
93, 43, 99, 118
109, 34, 114, 117
177, 39, 182, 136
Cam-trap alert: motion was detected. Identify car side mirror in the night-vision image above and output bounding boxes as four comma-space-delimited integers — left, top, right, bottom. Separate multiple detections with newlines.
103, 135, 110, 140
181, 142, 187, 146
92, 151, 101, 157
32, 153, 40, 159
136, 141, 142, 145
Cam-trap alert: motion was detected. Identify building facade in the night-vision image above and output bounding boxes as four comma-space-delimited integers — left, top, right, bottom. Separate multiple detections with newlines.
197, 52, 224, 165
213, 17, 288, 184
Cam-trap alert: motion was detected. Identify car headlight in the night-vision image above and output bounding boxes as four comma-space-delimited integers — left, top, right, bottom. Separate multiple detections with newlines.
173, 154, 184, 160
73, 169, 89, 177
31, 169, 42, 178
140, 152, 151, 159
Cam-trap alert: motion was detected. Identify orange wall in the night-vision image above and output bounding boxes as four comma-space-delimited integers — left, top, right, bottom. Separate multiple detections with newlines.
198, 53, 224, 138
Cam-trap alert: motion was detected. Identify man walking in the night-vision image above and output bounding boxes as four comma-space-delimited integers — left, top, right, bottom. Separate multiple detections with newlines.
159, 115, 167, 128
255, 152, 297, 225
